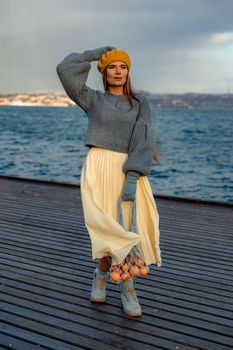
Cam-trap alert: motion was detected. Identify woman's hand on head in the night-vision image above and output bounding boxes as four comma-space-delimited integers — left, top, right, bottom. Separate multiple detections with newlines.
105, 46, 116, 51
89, 46, 116, 61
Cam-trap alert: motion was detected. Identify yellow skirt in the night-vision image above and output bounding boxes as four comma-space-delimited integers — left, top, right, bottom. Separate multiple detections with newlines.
80, 146, 162, 267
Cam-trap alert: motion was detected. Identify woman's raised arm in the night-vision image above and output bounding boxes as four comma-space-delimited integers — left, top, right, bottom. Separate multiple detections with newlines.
56, 46, 115, 112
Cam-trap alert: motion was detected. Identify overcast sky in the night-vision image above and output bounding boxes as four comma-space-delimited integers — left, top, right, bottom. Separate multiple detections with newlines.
1, 0, 233, 94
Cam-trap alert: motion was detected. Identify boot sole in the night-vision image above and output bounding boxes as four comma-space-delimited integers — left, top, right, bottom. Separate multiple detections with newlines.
90, 296, 106, 303
123, 307, 142, 317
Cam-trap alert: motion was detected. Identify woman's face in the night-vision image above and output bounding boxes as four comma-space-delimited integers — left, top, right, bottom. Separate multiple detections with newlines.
105, 60, 128, 87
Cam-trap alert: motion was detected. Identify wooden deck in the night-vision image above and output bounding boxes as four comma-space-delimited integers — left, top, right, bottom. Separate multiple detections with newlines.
0, 175, 232, 350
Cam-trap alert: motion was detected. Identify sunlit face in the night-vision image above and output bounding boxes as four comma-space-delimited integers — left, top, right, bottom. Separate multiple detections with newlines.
105, 60, 128, 87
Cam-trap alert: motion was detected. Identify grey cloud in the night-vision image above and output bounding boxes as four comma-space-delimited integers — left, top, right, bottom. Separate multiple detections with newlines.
1, 0, 233, 93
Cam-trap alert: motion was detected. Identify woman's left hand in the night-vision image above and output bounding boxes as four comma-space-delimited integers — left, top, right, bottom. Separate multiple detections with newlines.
121, 173, 138, 201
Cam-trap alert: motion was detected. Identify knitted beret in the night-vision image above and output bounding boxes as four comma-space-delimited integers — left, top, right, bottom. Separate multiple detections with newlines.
97, 49, 131, 74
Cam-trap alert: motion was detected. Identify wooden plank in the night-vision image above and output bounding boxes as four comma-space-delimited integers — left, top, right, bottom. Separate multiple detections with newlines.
0, 190, 231, 222
0, 333, 48, 350
1, 292, 232, 350
0, 276, 233, 350
0, 322, 85, 350
1, 278, 232, 337
1, 264, 233, 321
0, 176, 233, 350
0, 278, 232, 328
0, 244, 232, 290
0, 241, 233, 283
0, 247, 233, 298
1, 271, 233, 349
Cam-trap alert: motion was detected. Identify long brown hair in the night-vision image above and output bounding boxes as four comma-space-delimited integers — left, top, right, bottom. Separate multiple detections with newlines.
102, 68, 160, 163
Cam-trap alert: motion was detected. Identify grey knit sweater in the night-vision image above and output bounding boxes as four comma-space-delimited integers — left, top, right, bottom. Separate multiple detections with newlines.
56, 47, 156, 177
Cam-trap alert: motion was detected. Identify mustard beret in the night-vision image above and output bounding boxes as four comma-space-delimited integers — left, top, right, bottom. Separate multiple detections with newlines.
97, 49, 131, 74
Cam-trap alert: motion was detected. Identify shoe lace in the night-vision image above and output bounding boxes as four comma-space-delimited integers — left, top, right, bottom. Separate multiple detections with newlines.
94, 274, 108, 290
122, 286, 138, 302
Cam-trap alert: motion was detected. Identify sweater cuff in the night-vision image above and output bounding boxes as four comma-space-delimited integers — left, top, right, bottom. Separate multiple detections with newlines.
127, 171, 141, 179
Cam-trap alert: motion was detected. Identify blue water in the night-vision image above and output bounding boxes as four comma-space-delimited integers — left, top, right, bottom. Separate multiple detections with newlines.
0, 105, 232, 203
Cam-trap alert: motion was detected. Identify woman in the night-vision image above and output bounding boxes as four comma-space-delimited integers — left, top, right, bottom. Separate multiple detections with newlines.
56, 46, 162, 317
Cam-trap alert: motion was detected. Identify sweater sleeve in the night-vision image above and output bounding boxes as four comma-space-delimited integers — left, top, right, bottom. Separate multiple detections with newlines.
56, 47, 114, 113
122, 95, 155, 177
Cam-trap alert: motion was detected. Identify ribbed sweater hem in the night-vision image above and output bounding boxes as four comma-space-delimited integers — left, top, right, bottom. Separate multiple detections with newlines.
85, 142, 128, 154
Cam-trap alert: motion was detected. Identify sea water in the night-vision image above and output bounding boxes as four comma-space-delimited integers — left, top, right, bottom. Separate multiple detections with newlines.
0, 105, 232, 203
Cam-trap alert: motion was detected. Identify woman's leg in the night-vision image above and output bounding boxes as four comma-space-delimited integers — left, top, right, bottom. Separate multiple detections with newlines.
98, 256, 112, 272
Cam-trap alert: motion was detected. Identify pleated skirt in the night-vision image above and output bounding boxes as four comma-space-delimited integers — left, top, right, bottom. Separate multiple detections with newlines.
80, 146, 162, 267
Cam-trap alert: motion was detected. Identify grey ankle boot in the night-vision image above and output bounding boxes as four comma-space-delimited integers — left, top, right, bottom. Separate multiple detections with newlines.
90, 267, 109, 303
119, 278, 142, 317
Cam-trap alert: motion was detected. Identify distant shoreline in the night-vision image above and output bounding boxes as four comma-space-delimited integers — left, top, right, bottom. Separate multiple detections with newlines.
0, 91, 233, 108
0, 92, 75, 107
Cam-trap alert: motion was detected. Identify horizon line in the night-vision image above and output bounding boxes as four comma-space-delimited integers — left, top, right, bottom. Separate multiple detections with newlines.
0, 89, 232, 96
